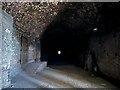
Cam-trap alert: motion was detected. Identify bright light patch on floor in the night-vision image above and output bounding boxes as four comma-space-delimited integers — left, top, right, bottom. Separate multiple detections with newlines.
58, 51, 61, 54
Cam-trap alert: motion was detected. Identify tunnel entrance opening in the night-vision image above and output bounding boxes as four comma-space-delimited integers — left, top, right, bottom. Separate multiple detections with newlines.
41, 26, 89, 67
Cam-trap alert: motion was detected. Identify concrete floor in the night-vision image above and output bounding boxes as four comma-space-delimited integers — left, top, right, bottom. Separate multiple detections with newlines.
11, 62, 117, 89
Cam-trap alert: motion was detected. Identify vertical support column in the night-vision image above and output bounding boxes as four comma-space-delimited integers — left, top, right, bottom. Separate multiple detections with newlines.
27, 36, 37, 63
27, 34, 41, 63
21, 36, 28, 64
39, 40, 41, 61
35, 37, 41, 62
28, 45, 34, 63
19, 32, 22, 64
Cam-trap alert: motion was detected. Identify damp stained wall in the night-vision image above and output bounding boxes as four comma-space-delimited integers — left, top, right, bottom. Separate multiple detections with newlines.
90, 31, 120, 81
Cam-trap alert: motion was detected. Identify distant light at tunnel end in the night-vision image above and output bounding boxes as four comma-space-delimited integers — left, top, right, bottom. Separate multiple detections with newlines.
58, 51, 61, 55
93, 28, 98, 32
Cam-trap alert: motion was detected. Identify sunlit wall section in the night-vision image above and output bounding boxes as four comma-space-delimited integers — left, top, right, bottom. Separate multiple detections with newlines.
2, 10, 12, 88
1, 10, 21, 88
0, 3, 2, 89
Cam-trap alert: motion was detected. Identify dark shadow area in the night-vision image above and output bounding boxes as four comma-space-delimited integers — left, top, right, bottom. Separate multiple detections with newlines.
41, 21, 90, 66
41, 3, 91, 66
40, 2, 120, 88
41, 2, 120, 66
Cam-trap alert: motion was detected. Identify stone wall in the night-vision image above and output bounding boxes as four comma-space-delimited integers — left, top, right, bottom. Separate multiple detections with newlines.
1, 11, 21, 88
90, 31, 120, 81
0, 3, 2, 89
28, 44, 36, 62
2, 10, 13, 88
21, 36, 28, 64
35, 38, 41, 61
10, 28, 21, 79
27, 37, 41, 63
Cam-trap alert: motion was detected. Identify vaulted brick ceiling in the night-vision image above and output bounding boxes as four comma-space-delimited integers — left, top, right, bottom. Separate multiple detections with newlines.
2, 2, 120, 39
2, 2, 100, 37
2, 2, 66, 37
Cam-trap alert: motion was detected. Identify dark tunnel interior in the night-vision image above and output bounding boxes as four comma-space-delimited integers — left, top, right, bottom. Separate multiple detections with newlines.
41, 2, 120, 68
40, 3, 120, 87
41, 3, 95, 67
41, 25, 89, 66
2, 2, 120, 88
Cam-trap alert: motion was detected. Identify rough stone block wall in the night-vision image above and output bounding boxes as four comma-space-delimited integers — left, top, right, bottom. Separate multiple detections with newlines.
90, 31, 120, 81
10, 28, 21, 79
0, 3, 2, 89
20, 36, 28, 64
2, 10, 13, 88
28, 43, 41, 63
28, 45, 35, 62
28, 37, 41, 63
1, 11, 21, 88
36, 38, 41, 61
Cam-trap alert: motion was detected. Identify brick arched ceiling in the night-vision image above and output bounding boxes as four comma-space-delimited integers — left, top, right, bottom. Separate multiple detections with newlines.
2, 2, 66, 38
2, 2, 120, 38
